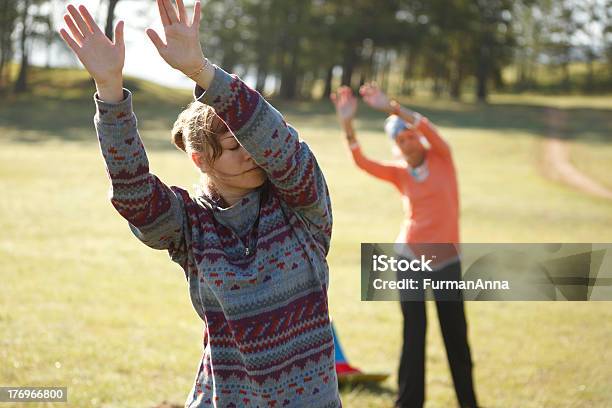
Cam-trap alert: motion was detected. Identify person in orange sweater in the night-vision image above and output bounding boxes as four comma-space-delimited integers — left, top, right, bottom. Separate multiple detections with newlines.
331, 85, 479, 408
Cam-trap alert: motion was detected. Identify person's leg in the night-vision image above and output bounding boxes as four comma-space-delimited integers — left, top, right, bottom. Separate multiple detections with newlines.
434, 262, 479, 408
396, 300, 426, 408
332, 322, 361, 376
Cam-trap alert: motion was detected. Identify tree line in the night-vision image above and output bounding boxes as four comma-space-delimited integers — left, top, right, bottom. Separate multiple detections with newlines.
1, 0, 611, 101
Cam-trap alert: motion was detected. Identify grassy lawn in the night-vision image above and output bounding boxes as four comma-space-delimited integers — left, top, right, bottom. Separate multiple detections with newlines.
1, 68, 611, 408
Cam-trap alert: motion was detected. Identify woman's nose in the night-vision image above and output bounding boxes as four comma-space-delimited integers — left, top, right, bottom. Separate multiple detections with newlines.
241, 146, 253, 161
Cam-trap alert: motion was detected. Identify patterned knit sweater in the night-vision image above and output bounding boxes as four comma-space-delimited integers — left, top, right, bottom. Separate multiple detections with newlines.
93, 66, 341, 408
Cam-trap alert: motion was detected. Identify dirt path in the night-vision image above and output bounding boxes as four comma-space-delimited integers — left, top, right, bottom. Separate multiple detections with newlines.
541, 108, 612, 200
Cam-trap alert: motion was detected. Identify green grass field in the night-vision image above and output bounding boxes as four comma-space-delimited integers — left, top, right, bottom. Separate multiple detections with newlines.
1, 68, 612, 408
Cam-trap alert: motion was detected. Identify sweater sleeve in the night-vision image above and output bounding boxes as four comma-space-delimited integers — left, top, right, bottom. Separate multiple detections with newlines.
194, 66, 332, 253
417, 116, 451, 159
94, 89, 188, 267
349, 143, 402, 191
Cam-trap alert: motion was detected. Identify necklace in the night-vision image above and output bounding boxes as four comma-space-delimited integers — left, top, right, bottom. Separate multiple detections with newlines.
409, 160, 429, 182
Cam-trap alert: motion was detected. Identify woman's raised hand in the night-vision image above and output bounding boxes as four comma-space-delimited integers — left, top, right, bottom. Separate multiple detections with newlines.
146, 0, 204, 76
59, 4, 124, 92
330, 86, 358, 125
359, 83, 393, 113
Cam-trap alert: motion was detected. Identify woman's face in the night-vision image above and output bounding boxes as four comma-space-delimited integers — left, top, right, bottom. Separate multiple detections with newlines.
193, 132, 267, 191
209, 132, 267, 189
395, 129, 425, 165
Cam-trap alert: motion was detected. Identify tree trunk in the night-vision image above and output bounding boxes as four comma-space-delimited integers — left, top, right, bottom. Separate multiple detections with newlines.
562, 60, 570, 92
279, 41, 299, 99
278, 3, 304, 100
380, 52, 391, 94
585, 52, 594, 92
255, 67, 267, 94
322, 64, 333, 100
341, 45, 356, 87
432, 76, 443, 98
45, 8, 54, 69
450, 63, 463, 100
0, 41, 6, 89
254, 39, 269, 93
45, 40, 52, 68
14, 0, 30, 93
105, 0, 120, 41
400, 50, 415, 95
0, 0, 11, 89
365, 48, 375, 84
476, 44, 489, 102
476, 68, 487, 102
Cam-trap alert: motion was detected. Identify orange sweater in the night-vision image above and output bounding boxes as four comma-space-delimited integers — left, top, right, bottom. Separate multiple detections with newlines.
350, 117, 459, 245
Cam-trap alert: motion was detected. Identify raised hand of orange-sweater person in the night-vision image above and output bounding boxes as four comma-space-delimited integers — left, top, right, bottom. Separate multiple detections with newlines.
330, 86, 358, 126
359, 83, 394, 113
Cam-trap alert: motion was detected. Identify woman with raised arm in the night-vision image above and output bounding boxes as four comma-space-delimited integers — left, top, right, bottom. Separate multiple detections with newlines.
331, 85, 478, 408
59, 1, 341, 407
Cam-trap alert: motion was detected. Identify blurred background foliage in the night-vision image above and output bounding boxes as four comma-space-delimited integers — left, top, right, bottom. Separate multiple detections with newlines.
0, 0, 611, 101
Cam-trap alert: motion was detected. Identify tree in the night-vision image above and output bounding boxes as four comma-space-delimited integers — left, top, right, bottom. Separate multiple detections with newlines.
14, 0, 32, 93
575, 0, 608, 91
0, 0, 19, 90
471, 0, 515, 102
14, 0, 51, 93
105, 0, 121, 41
545, 0, 579, 91
606, 0, 612, 82
510, 0, 543, 91
200, 0, 250, 74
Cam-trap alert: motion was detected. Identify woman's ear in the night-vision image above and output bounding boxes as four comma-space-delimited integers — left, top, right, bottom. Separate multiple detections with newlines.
191, 151, 206, 171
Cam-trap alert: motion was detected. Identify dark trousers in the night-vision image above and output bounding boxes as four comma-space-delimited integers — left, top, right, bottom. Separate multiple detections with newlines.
396, 261, 478, 408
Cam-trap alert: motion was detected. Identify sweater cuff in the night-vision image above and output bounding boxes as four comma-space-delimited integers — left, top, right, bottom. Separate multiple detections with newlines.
193, 64, 231, 106
93, 89, 133, 125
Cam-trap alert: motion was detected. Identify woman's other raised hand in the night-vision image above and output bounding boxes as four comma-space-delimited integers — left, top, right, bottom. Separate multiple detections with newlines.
146, 0, 205, 77
59, 4, 124, 102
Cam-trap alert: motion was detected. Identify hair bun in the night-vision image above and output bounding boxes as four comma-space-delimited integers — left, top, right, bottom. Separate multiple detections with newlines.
171, 119, 187, 152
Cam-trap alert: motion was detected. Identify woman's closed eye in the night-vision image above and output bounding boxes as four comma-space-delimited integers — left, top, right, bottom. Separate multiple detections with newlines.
222, 141, 240, 151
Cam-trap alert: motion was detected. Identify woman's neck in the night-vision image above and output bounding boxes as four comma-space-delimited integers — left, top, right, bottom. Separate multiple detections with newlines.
406, 152, 426, 168
207, 182, 254, 207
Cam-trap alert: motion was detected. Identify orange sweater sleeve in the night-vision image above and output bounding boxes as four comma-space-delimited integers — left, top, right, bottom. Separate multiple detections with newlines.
417, 116, 451, 158
349, 144, 402, 191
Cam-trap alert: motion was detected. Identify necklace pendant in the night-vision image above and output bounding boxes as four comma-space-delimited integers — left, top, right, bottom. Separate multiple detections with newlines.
245, 247, 250, 256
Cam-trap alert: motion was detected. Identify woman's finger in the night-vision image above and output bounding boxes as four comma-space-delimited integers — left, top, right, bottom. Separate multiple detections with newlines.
191, 1, 201, 28
176, 0, 187, 23
78, 5, 103, 35
67, 5, 92, 36
156, 0, 171, 26
114, 20, 124, 47
59, 28, 81, 55
146, 28, 166, 52
162, 0, 178, 24
63, 14, 84, 44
